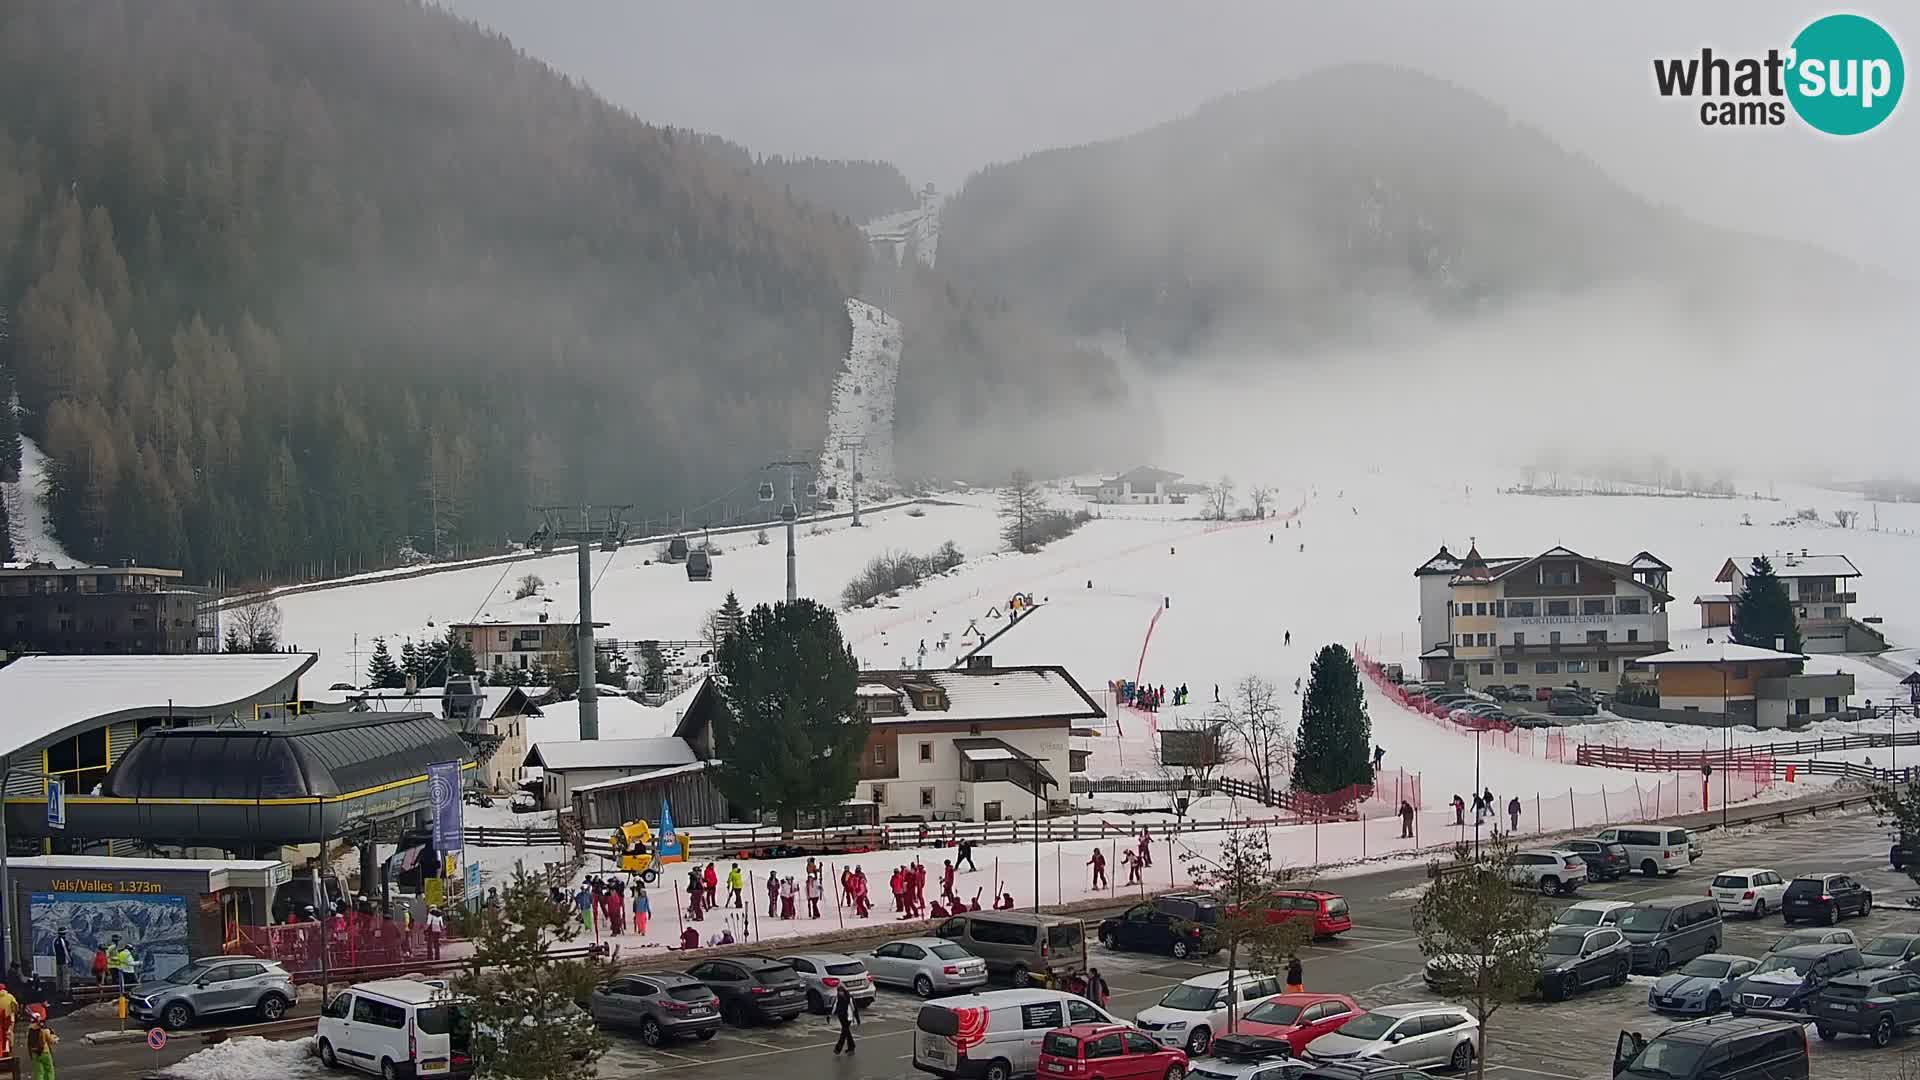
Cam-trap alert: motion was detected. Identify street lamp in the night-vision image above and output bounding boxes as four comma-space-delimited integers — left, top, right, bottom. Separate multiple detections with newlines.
1472, 727, 1483, 857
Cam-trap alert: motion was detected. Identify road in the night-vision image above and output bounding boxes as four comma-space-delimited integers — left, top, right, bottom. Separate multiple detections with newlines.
84, 806, 1919, 1080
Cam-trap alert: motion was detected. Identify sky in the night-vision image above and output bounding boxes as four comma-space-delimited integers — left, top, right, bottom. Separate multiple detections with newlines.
439, 0, 1915, 277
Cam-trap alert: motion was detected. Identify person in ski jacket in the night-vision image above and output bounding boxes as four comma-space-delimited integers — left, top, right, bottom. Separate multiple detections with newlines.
1452, 794, 1466, 825
727, 864, 744, 909
1507, 797, 1522, 833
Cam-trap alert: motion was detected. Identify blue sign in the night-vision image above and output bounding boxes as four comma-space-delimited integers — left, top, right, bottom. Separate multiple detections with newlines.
47, 779, 64, 831
656, 798, 681, 858
428, 761, 463, 850
464, 861, 481, 909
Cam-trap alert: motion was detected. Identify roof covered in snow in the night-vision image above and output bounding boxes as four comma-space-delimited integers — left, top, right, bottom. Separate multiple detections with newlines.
1636, 643, 1808, 665
569, 760, 710, 794
1693, 594, 1735, 604
523, 736, 697, 771
1717, 554, 1861, 581
0, 652, 317, 756
1108, 466, 1183, 487
858, 665, 1105, 725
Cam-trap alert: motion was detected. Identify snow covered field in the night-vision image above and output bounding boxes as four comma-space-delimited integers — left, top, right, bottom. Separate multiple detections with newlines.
816, 299, 901, 502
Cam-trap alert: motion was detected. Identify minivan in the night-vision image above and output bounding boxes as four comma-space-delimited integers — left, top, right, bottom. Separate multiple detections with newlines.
935, 911, 1086, 986
914, 988, 1121, 1080
1614, 1016, 1808, 1080
1595, 825, 1697, 878
1615, 898, 1722, 973
317, 979, 469, 1078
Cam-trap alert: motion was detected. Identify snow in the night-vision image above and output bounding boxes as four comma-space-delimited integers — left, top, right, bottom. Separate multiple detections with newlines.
0, 652, 317, 757
526, 695, 682, 745
863, 189, 942, 268
1, 436, 78, 566
157, 1036, 324, 1080
818, 299, 900, 502
871, 668, 1103, 725
1638, 642, 1809, 664
526, 737, 696, 771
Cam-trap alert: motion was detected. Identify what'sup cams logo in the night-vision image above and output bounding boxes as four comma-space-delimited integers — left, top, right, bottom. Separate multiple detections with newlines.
1654, 13, 1903, 134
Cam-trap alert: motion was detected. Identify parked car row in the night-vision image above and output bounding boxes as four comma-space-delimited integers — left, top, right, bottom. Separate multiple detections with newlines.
1096, 890, 1352, 963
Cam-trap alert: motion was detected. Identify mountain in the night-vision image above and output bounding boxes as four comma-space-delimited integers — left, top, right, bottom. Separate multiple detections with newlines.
687, 135, 919, 225
935, 64, 1884, 359
0, 0, 869, 581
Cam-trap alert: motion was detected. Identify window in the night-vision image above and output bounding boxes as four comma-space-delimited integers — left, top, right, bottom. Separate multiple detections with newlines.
1503, 663, 1519, 675
352, 996, 407, 1028
1598, 660, 1611, 673
920, 787, 935, 808
1824, 606, 1840, 619
323, 994, 354, 1020
1549, 631, 1562, 645
1508, 600, 1536, 618
1513, 632, 1525, 646
1475, 603, 1487, 616
1458, 634, 1470, 647
1535, 661, 1559, 674
919, 743, 933, 763
1493, 601, 1505, 617
1066, 1000, 1102, 1025
1824, 697, 1840, 713
1587, 630, 1607, 644
1566, 661, 1587, 674
1547, 600, 1572, 616
497, 629, 508, 642
1627, 629, 1639, 643
971, 918, 1037, 946
1475, 634, 1489, 647
1582, 599, 1608, 616
871, 784, 886, 804
1083, 1032, 1122, 1056
1121, 1033, 1159, 1055
873, 744, 886, 765
1479, 663, 1494, 675
1617, 597, 1643, 615
1022, 1001, 1065, 1029
1795, 699, 1811, 716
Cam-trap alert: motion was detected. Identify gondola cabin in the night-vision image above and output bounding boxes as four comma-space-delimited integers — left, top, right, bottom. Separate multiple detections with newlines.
685, 549, 712, 581
664, 535, 690, 563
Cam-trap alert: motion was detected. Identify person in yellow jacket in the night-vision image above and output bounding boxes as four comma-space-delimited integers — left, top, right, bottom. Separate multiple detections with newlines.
28, 1017, 56, 1080
0, 980, 18, 1060
726, 864, 744, 909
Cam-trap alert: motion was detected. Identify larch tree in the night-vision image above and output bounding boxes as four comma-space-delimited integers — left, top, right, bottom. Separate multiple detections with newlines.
999, 469, 1048, 553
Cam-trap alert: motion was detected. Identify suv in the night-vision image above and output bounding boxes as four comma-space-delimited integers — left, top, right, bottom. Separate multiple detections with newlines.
1731, 943, 1864, 1014
1535, 926, 1633, 1000
1811, 969, 1920, 1046
586, 973, 720, 1046
935, 910, 1085, 986
1253, 891, 1352, 938
129, 958, 296, 1030
1038, 1024, 1188, 1080
1561, 839, 1631, 881
1614, 1016, 1809, 1080
1781, 873, 1873, 925
1505, 849, 1588, 895
1136, 970, 1287, 1056
1099, 895, 1223, 959
683, 956, 807, 1025
1553, 900, 1632, 929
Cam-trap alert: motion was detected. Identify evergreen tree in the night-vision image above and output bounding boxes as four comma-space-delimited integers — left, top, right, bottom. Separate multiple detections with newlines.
0, 363, 22, 484
400, 639, 425, 687
1730, 556, 1803, 655
718, 590, 745, 642
366, 637, 403, 689
419, 634, 450, 688
223, 625, 246, 653
1294, 643, 1372, 793
0, 488, 11, 562
711, 599, 866, 829
444, 626, 477, 678
452, 867, 610, 1078
638, 640, 667, 695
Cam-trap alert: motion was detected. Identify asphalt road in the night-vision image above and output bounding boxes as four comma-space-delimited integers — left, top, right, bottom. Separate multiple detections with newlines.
76, 806, 1918, 1080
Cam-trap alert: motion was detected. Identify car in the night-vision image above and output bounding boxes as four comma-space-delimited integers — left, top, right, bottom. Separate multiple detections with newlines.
1536, 925, 1634, 1001
317, 978, 468, 1079
1811, 968, 1920, 1046
1613, 1015, 1809, 1080
128, 958, 296, 1030
1594, 825, 1697, 877
683, 956, 808, 1024
1038, 1023, 1189, 1080
1892, 838, 1914, 870
1504, 848, 1588, 895
1250, 891, 1352, 939
1554, 900, 1633, 929
1481, 685, 1511, 700
1303, 1003, 1478, 1071
935, 911, 1086, 987
1730, 943, 1865, 1014
1617, 898, 1723, 973
587, 973, 720, 1047
1561, 840, 1632, 882
1859, 934, 1920, 973
1709, 868, 1788, 919
1186, 1036, 1311, 1080
915, 988, 1121, 1080
1136, 970, 1287, 1057
1768, 927, 1857, 953
778, 952, 876, 1014
1781, 873, 1873, 925
1647, 954, 1759, 1016
1227, 993, 1359, 1056
861, 936, 989, 998
1100, 896, 1224, 959
1296, 1063, 1434, 1080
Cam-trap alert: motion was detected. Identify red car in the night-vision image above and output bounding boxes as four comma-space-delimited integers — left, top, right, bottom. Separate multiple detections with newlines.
1228, 993, 1361, 1055
1261, 891, 1352, 938
1040, 1024, 1189, 1080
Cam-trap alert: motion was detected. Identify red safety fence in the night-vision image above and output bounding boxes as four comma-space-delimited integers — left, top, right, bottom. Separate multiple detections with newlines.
227, 919, 441, 977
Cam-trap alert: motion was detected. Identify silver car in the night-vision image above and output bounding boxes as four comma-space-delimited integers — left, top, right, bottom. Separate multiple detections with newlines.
779, 952, 877, 1014
129, 958, 296, 1030
587, 972, 721, 1046
1303, 1003, 1479, 1071
857, 936, 988, 998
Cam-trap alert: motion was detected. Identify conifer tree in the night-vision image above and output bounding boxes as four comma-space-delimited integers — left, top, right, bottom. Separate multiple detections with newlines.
444, 626, 477, 677
711, 599, 866, 829
366, 637, 403, 688
400, 639, 425, 686
1730, 556, 1803, 656
452, 867, 609, 1077
1294, 643, 1372, 793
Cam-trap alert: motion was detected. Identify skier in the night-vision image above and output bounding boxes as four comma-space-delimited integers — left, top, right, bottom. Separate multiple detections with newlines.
1284, 630, 1292, 647
1399, 800, 1415, 839
1507, 796, 1522, 833
1088, 849, 1107, 889
957, 837, 978, 872
727, 863, 744, 909
1470, 791, 1486, 824
1373, 745, 1386, 772
1451, 794, 1466, 825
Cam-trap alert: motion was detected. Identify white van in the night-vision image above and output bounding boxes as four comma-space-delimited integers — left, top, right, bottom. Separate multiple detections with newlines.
914, 987, 1122, 1080
1594, 825, 1699, 878
317, 979, 468, 1078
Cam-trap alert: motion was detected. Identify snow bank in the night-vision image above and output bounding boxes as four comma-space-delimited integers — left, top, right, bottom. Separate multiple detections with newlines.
158, 1036, 322, 1080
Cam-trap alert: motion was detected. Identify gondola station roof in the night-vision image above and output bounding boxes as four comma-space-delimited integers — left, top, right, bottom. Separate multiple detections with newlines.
0, 652, 317, 758
107, 712, 471, 800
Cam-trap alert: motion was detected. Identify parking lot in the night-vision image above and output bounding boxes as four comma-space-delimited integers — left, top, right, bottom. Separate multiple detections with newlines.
575, 809, 1918, 1080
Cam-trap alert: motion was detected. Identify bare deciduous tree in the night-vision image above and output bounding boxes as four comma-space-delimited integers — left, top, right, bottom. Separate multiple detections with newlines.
513, 573, 544, 600
223, 597, 284, 653
1156, 718, 1239, 793
999, 469, 1048, 552
1247, 485, 1275, 518
1205, 476, 1235, 521
1217, 675, 1294, 799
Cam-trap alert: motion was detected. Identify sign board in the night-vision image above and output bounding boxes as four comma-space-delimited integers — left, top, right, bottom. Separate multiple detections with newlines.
465, 861, 481, 898
425, 878, 444, 907
47, 778, 64, 831
267, 863, 293, 887
147, 1027, 167, 1050
656, 799, 682, 859
428, 761, 464, 850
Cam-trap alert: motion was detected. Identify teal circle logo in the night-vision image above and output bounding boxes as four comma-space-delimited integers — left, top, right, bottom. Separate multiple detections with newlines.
1787, 14, 1904, 134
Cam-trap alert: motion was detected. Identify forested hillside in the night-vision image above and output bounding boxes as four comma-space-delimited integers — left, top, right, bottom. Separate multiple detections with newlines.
688, 136, 919, 225
0, 0, 867, 582
936, 65, 1878, 360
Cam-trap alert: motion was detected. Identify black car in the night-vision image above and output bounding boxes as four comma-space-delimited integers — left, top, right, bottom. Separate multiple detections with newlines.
683, 956, 807, 1025
1563, 839, 1632, 881
1781, 873, 1873, 925
1098, 894, 1222, 959
1614, 1016, 1808, 1080
1730, 944, 1864, 1014
1811, 968, 1920, 1046
1860, 934, 1920, 974
1536, 926, 1634, 1001
1893, 839, 1915, 871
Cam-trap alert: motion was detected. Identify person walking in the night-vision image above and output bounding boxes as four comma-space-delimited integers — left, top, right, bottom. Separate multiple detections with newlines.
1086, 968, 1110, 1008
1399, 801, 1415, 840
424, 907, 445, 960
634, 885, 651, 935
51, 929, 71, 1004
805, 873, 824, 919
1451, 794, 1465, 826
956, 837, 978, 872
1087, 849, 1107, 889
831, 983, 857, 1056
0, 975, 17, 1064
1285, 956, 1304, 994
1507, 797, 1522, 834
28, 1017, 56, 1080
767, 871, 781, 919
727, 864, 744, 909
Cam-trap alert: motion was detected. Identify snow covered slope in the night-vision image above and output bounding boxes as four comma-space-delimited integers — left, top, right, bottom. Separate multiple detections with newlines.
2, 437, 78, 566
817, 299, 900, 502
862, 185, 942, 268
